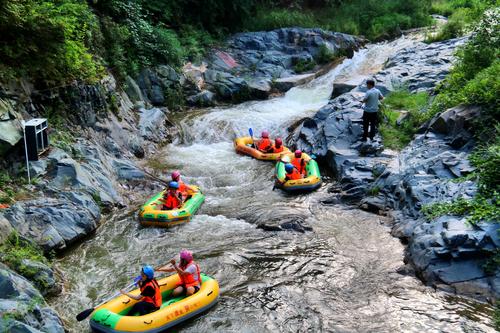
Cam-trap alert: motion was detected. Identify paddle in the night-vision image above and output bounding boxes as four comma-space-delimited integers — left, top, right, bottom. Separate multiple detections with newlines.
248, 128, 255, 148
76, 282, 136, 321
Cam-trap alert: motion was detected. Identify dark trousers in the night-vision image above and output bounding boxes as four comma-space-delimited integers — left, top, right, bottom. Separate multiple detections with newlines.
363, 111, 378, 139
128, 301, 157, 316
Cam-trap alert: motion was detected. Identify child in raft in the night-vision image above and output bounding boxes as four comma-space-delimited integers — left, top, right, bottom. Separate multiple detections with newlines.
161, 181, 184, 210
120, 266, 162, 316
157, 250, 201, 297
170, 170, 197, 200
255, 131, 284, 153
280, 163, 303, 183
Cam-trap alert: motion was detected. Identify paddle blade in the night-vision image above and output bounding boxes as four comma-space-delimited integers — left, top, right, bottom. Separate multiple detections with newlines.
248, 128, 253, 137
76, 308, 95, 322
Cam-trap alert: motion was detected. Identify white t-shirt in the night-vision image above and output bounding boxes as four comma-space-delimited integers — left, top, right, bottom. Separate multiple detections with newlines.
185, 263, 199, 282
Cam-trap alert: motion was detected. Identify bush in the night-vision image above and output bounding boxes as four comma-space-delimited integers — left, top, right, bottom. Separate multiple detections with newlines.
0, 0, 104, 84
378, 90, 430, 150
421, 194, 500, 225
293, 59, 316, 73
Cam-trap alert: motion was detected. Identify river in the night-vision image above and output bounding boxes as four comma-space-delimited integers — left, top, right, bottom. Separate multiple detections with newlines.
51, 35, 496, 332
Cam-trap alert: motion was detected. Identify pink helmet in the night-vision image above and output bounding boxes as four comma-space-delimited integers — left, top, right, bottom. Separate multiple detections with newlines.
261, 131, 269, 138
171, 171, 181, 181
295, 149, 302, 158
179, 249, 193, 262
275, 138, 283, 146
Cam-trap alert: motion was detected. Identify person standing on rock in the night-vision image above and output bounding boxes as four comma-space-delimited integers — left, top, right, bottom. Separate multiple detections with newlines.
362, 79, 384, 141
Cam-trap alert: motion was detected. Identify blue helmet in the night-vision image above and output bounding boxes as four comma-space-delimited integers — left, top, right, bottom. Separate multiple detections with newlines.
285, 163, 294, 173
169, 181, 179, 189
142, 265, 154, 279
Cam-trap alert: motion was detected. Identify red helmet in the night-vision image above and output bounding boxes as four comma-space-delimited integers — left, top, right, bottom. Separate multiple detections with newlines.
275, 138, 283, 146
295, 149, 302, 158
171, 171, 181, 181
261, 131, 269, 138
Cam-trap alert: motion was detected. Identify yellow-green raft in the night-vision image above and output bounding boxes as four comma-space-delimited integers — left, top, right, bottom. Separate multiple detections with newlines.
90, 274, 219, 332
275, 153, 322, 192
139, 186, 205, 227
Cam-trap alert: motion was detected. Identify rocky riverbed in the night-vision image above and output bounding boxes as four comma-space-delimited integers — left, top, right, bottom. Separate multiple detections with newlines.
0, 28, 497, 332
291, 36, 499, 301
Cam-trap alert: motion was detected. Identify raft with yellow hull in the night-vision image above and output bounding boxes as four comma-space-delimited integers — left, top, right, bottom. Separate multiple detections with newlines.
139, 186, 204, 227
275, 153, 322, 192
90, 274, 219, 333
234, 136, 290, 161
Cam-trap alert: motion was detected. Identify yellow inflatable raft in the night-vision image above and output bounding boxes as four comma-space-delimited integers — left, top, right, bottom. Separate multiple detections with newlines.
275, 153, 322, 192
90, 274, 219, 333
139, 186, 205, 227
234, 136, 290, 161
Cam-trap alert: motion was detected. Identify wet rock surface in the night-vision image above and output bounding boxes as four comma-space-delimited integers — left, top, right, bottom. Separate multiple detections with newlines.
291, 36, 499, 300
135, 28, 362, 106
0, 263, 64, 333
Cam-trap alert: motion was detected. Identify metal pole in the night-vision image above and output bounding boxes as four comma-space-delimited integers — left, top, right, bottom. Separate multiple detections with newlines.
22, 121, 31, 184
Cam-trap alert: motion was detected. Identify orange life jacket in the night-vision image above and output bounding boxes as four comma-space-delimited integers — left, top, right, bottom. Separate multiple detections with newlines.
140, 279, 162, 308
291, 157, 306, 175
163, 191, 182, 210
286, 168, 303, 180
179, 262, 201, 288
177, 181, 191, 198
257, 138, 272, 152
273, 145, 284, 153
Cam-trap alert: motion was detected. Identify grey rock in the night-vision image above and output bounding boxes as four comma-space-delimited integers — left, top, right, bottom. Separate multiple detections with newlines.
29, 160, 49, 178
0, 98, 23, 155
124, 76, 144, 102
331, 83, 356, 99
0, 213, 13, 243
203, 28, 362, 103
3, 192, 99, 252
112, 159, 145, 180
138, 108, 169, 143
427, 104, 480, 148
19, 259, 59, 296
187, 90, 216, 106
127, 135, 145, 158
0, 263, 64, 333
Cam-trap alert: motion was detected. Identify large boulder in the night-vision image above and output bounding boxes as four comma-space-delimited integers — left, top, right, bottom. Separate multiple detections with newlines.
427, 104, 481, 148
0, 263, 64, 333
371, 37, 467, 93
2, 192, 100, 252
202, 28, 362, 103
138, 107, 172, 143
0, 98, 23, 156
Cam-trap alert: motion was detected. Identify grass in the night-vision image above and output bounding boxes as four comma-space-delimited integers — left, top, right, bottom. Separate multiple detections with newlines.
421, 194, 500, 225
0, 170, 34, 204
378, 90, 430, 150
0, 232, 52, 289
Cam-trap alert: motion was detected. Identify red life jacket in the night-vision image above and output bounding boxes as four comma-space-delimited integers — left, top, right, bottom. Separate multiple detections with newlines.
179, 262, 201, 288
291, 157, 306, 175
273, 145, 284, 153
163, 191, 182, 210
257, 138, 272, 152
140, 279, 162, 308
286, 168, 303, 180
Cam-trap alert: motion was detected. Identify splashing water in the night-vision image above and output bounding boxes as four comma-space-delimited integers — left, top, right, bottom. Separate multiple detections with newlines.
51, 35, 496, 332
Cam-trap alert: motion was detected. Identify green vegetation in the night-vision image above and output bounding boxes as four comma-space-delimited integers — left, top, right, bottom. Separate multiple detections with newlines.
426, 0, 496, 42
0, 232, 51, 282
495, 301, 500, 331
0, 171, 33, 204
247, 0, 433, 40
421, 195, 499, 224
418, 9, 500, 228
293, 59, 316, 73
3, 0, 489, 87
379, 90, 430, 150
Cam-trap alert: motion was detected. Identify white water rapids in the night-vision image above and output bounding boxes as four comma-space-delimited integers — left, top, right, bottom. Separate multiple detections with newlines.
51, 34, 496, 332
